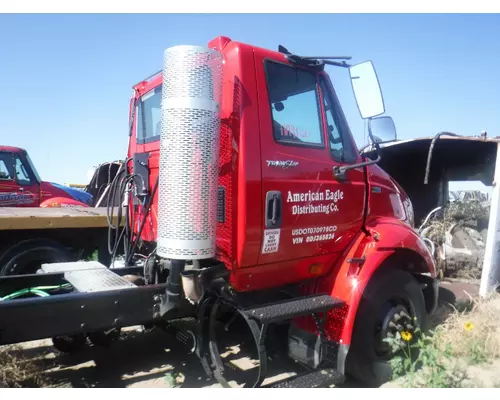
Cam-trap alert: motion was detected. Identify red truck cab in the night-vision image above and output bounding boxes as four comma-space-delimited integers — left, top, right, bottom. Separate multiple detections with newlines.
0, 146, 93, 208
123, 37, 437, 386
127, 37, 427, 282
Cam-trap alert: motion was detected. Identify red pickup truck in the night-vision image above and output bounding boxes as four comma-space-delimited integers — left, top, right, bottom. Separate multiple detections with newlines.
0, 146, 93, 208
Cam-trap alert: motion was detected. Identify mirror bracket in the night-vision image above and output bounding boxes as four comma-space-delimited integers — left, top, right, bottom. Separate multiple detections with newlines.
333, 166, 348, 182
333, 153, 382, 182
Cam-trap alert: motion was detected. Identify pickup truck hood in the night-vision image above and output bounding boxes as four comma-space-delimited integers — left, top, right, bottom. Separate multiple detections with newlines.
45, 182, 94, 206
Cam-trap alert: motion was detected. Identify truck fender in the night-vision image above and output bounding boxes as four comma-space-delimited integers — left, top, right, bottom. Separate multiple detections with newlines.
319, 220, 437, 346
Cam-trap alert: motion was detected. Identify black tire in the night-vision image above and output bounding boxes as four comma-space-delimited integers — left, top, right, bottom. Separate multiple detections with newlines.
0, 239, 75, 276
88, 328, 122, 347
345, 268, 426, 387
52, 334, 87, 353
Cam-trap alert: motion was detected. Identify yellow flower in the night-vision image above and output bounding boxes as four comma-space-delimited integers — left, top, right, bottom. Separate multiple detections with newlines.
464, 322, 474, 332
401, 331, 413, 342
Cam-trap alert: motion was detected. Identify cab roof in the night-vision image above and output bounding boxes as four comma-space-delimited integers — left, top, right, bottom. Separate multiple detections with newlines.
0, 146, 25, 154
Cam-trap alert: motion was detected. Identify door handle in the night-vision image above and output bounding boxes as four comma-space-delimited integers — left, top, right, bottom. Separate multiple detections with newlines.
265, 191, 282, 228
271, 196, 278, 224
18, 187, 24, 191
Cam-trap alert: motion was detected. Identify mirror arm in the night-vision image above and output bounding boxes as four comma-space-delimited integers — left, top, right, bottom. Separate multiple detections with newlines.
333, 152, 381, 181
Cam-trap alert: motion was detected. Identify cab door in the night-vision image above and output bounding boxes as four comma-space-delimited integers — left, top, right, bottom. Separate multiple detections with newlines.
0, 152, 18, 206
0, 151, 39, 207
13, 152, 41, 206
129, 83, 162, 242
255, 55, 366, 265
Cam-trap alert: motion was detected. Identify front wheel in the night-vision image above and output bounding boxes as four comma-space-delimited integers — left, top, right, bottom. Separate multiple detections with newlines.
345, 268, 427, 387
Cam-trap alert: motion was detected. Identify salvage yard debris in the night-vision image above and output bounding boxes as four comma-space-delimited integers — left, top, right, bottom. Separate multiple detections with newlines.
420, 199, 490, 280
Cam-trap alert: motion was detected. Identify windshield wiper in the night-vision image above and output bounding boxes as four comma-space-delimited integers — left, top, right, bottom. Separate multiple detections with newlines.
278, 45, 352, 69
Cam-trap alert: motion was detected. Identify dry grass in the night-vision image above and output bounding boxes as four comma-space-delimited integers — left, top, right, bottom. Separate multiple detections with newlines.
438, 292, 500, 364
386, 291, 500, 388
0, 344, 49, 388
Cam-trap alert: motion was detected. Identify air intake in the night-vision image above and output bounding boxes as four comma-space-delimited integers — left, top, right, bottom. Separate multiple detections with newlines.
157, 45, 223, 260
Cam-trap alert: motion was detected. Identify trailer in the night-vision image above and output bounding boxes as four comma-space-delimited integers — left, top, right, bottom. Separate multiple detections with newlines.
0, 206, 123, 275
0, 36, 439, 388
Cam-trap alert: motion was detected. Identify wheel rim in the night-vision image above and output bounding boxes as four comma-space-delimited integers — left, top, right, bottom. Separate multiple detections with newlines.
373, 297, 416, 358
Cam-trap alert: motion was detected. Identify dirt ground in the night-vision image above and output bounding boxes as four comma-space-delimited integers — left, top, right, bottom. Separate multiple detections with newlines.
0, 279, 482, 389
4, 325, 313, 388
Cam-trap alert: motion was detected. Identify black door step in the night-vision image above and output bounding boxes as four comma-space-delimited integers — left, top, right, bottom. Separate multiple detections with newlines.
261, 367, 344, 388
241, 294, 344, 324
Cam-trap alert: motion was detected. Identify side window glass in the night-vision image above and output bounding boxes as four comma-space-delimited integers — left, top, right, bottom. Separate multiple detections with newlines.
0, 160, 12, 180
0, 153, 14, 180
265, 61, 324, 147
320, 78, 358, 163
14, 156, 32, 185
136, 66, 213, 145
137, 86, 162, 144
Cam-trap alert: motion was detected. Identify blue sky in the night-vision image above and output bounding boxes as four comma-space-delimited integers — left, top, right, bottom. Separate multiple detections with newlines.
0, 13, 499, 187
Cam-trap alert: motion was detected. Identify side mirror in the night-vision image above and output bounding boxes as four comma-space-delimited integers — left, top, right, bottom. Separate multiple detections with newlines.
333, 61, 394, 182
369, 116, 397, 144
349, 61, 385, 120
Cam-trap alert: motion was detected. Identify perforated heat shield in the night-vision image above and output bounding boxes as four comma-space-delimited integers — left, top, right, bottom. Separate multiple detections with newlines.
157, 45, 223, 260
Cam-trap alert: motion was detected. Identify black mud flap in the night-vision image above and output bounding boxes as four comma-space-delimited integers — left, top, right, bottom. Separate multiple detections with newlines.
205, 294, 345, 388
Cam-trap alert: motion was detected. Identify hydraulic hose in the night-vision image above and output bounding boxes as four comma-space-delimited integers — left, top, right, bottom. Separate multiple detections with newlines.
0, 284, 71, 301
1, 289, 50, 301
105, 150, 157, 267
106, 159, 142, 265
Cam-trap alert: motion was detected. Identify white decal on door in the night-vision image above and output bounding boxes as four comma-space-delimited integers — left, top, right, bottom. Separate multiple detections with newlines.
266, 160, 299, 168
286, 189, 344, 215
291, 225, 337, 244
0, 192, 35, 205
262, 228, 281, 254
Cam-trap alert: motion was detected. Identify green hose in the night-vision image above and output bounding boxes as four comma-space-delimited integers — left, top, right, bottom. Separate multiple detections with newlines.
0, 283, 72, 301
1, 289, 50, 301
